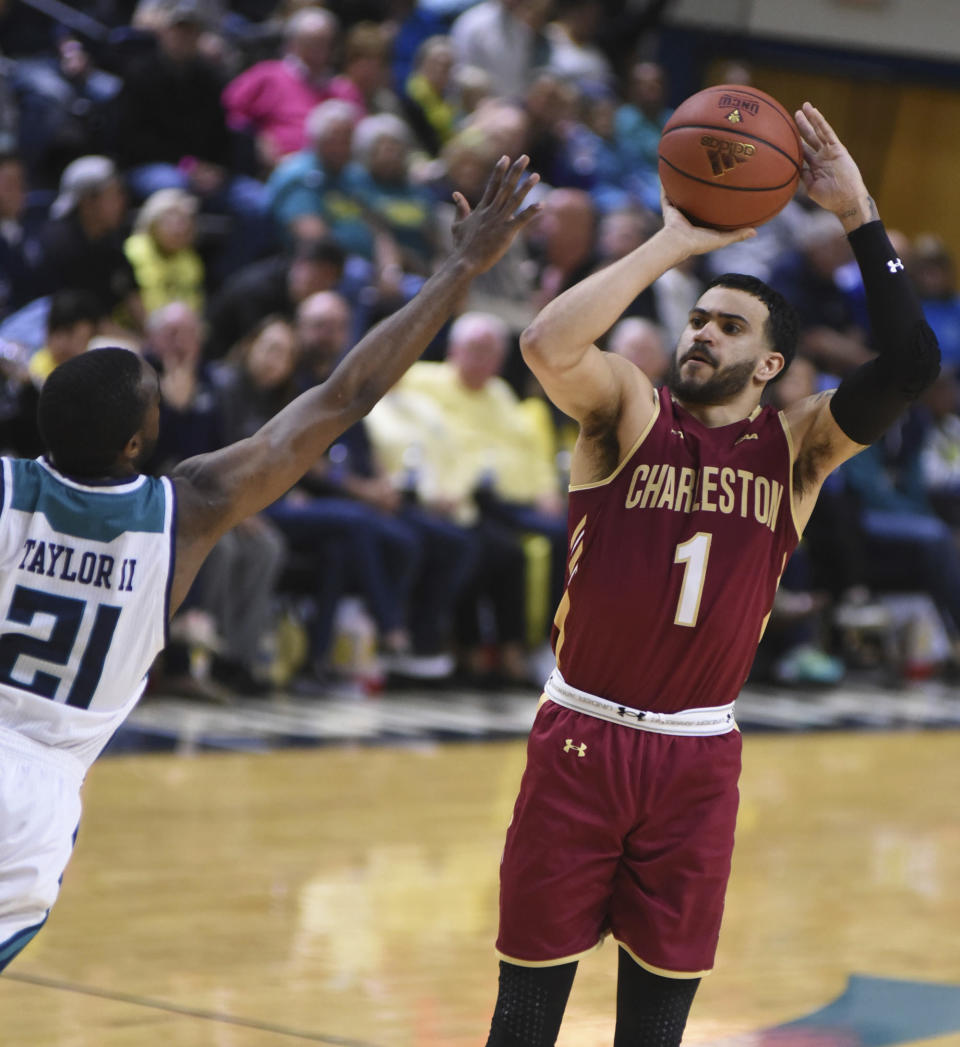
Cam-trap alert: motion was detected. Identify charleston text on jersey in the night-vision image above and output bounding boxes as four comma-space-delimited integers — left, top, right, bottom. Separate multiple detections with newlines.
624, 463, 786, 533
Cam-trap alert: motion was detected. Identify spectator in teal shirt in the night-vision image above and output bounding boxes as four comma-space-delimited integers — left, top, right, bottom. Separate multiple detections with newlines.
353, 113, 437, 274
266, 98, 374, 258
614, 60, 672, 211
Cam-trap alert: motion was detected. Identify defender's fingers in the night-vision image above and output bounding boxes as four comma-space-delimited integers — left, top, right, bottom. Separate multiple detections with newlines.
509, 201, 543, 230
494, 154, 530, 208
452, 191, 471, 221
478, 156, 510, 209
508, 169, 539, 210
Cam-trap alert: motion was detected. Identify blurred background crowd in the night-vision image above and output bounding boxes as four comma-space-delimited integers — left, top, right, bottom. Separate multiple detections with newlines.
1, 0, 959, 698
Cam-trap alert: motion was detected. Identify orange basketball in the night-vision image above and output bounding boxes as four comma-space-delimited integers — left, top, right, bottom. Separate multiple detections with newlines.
657, 85, 803, 230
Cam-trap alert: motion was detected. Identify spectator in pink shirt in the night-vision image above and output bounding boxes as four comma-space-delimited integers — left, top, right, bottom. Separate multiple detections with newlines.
222, 7, 362, 171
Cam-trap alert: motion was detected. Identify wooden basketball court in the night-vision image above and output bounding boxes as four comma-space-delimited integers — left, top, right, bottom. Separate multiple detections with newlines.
3, 727, 960, 1046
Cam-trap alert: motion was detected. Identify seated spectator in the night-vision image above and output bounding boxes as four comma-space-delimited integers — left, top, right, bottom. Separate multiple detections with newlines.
124, 188, 205, 315
544, 0, 612, 89
222, 7, 361, 170
842, 408, 960, 643
27, 288, 101, 388
607, 317, 670, 385
401, 36, 457, 158
369, 311, 566, 682
353, 113, 436, 274
614, 60, 672, 211
768, 208, 870, 377
146, 300, 284, 697
204, 235, 346, 359
331, 21, 397, 118
11, 33, 121, 187
428, 126, 537, 333
267, 98, 373, 256
263, 293, 475, 683
911, 234, 960, 373
450, 0, 551, 102
592, 205, 660, 324
561, 87, 635, 213
33, 155, 145, 336
523, 70, 582, 189
919, 368, 960, 526
118, 0, 272, 278
530, 187, 598, 310
0, 152, 43, 318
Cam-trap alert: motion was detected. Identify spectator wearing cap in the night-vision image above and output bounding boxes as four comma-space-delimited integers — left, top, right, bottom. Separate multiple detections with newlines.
222, 7, 362, 170
118, 0, 272, 279
353, 114, 435, 274
32, 155, 146, 335
203, 236, 347, 360
544, 0, 613, 88
266, 99, 374, 258
124, 188, 205, 315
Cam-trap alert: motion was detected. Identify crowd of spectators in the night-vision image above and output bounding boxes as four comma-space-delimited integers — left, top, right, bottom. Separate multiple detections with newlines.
0, 0, 959, 696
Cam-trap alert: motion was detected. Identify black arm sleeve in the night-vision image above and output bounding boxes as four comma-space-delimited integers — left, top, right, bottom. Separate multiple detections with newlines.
829, 220, 940, 445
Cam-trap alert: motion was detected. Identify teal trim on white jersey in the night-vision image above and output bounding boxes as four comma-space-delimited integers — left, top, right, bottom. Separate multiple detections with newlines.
0, 458, 176, 770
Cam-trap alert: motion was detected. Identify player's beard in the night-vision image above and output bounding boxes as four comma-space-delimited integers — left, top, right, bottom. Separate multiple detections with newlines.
666, 354, 756, 405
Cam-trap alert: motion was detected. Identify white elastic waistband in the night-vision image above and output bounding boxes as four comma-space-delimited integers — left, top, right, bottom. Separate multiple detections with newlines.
0, 722, 86, 784
544, 669, 736, 736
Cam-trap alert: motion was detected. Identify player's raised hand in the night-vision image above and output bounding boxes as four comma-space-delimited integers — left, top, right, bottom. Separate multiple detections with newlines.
450, 155, 541, 275
795, 102, 873, 228
659, 188, 756, 257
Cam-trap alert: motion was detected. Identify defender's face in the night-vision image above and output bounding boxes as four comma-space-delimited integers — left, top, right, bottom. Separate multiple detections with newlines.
669, 287, 774, 405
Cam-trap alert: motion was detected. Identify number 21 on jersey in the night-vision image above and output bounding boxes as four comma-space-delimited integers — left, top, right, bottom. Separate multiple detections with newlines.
673, 532, 712, 628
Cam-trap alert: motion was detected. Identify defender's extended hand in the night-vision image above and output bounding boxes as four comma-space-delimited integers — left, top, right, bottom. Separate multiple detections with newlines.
451, 155, 541, 275
659, 188, 756, 257
795, 102, 873, 229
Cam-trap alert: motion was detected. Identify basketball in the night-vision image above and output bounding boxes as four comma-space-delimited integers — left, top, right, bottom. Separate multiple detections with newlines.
658, 85, 803, 230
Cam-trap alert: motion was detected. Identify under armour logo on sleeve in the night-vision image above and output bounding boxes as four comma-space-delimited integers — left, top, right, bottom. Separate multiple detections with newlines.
887, 258, 904, 274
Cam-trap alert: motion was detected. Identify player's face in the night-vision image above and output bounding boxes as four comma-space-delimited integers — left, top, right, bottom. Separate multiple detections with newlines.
668, 287, 772, 405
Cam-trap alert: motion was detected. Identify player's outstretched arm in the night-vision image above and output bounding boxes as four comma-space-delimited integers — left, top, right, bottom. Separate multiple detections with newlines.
783, 104, 939, 521
520, 194, 755, 426
168, 156, 540, 610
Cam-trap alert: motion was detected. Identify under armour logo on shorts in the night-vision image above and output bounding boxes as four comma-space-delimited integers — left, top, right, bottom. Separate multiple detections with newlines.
563, 739, 587, 757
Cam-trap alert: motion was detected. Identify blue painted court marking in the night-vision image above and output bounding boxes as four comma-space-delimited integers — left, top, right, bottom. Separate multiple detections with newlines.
751, 975, 960, 1046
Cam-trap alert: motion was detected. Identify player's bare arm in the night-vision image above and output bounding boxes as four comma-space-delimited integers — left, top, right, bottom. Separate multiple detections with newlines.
168, 156, 541, 612
520, 195, 756, 483
782, 103, 940, 529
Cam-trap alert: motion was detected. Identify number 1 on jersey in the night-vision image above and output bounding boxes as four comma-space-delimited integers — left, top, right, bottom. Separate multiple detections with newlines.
673, 532, 712, 628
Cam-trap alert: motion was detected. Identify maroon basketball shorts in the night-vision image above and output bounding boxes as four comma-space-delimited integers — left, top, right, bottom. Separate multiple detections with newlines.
496, 698, 742, 977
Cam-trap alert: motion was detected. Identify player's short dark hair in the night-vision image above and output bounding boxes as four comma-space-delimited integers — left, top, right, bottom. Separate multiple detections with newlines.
37, 348, 150, 478
46, 289, 102, 336
705, 273, 799, 378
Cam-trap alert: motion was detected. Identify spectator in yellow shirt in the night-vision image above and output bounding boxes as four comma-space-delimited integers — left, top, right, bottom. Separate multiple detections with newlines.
27, 289, 101, 387
124, 188, 205, 316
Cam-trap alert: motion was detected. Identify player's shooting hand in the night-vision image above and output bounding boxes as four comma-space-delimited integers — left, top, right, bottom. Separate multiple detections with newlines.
795, 102, 874, 231
451, 155, 541, 275
659, 188, 756, 257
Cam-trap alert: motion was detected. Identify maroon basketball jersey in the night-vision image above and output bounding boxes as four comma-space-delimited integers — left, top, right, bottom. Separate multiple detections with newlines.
553, 384, 799, 714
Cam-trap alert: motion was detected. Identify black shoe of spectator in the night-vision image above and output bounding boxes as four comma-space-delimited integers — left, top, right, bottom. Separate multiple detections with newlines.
210, 656, 272, 697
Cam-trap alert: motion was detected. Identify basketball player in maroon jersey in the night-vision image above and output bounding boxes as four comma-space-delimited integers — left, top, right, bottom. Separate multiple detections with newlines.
483, 105, 941, 1046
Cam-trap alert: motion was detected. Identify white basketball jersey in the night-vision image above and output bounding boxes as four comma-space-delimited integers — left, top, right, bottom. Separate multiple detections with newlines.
0, 457, 175, 770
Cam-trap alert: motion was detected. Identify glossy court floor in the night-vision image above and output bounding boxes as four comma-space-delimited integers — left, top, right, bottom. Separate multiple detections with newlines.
3, 724, 960, 1046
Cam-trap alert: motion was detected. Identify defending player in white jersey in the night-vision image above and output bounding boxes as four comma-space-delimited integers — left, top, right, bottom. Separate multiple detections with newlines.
0, 156, 539, 972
